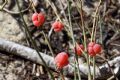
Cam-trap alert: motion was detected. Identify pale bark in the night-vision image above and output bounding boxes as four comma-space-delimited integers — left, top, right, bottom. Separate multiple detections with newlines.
0, 38, 119, 79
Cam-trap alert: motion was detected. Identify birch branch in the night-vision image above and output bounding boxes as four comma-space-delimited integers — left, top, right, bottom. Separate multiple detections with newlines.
0, 38, 120, 79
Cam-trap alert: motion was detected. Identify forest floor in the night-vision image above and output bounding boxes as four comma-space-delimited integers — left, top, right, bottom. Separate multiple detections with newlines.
0, 0, 120, 80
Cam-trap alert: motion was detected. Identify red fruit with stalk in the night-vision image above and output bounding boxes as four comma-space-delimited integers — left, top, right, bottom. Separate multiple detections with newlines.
88, 42, 102, 56
48, 21, 64, 38
55, 52, 69, 69
52, 21, 64, 32
32, 12, 45, 27
75, 44, 84, 56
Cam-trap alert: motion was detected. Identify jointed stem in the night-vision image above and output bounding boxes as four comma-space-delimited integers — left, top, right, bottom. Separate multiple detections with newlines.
90, 0, 102, 80
91, 0, 102, 42
15, 0, 54, 79
41, 31, 54, 58
93, 57, 95, 80
45, 0, 61, 22
29, 0, 55, 59
78, 0, 92, 80
67, 0, 81, 80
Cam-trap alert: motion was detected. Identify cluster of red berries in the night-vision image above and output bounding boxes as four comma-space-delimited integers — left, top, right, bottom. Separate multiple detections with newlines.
32, 13, 102, 69
75, 42, 102, 56
32, 12, 64, 32
32, 12, 65, 69
87, 42, 102, 56
54, 42, 102, 69
32, 13, 45, 27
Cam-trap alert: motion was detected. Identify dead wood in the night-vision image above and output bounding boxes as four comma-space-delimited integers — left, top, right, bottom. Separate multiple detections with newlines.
0, 38, 120, 79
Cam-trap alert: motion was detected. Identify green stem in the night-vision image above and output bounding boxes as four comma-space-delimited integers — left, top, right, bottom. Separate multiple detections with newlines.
91, 0, 101, 42
93, 57, 95, 80
78, 0, 92, 79
60, 69, 65, 80
67, 1, 81, 80
86, 54, 92, 80
90, 1, 101, 80
99, 15, 103, 44
15, 0, 54, 79
41, 31, 54, 57
30, 0, 55, 61
74, 62, 77, 80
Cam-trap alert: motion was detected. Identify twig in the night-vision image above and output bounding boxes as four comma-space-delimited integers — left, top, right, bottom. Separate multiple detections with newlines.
0, 0, 8, 10
2, 2, 32, 14
0, 38, 120, 79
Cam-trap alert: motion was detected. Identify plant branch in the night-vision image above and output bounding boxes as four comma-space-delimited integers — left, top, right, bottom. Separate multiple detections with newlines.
15, 0, 54, 79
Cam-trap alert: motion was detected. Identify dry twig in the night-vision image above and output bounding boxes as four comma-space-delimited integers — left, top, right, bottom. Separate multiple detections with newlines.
0, 38, 120, 79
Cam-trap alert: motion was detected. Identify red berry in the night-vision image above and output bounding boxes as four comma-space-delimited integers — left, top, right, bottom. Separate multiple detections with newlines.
32, 12, 45, 27
33, 21, 41, 27
93, 44, 101, 54
52, 21, 64, 32
88, 47, 96, 56
55, 52, 69, 69
32, 13, 38, 21
87, 42, 102, 56
75, 44, 84, 56
88, 42, 95, 47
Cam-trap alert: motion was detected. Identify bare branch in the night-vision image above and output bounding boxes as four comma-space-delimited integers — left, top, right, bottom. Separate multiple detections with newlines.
0, 38, 120, 79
